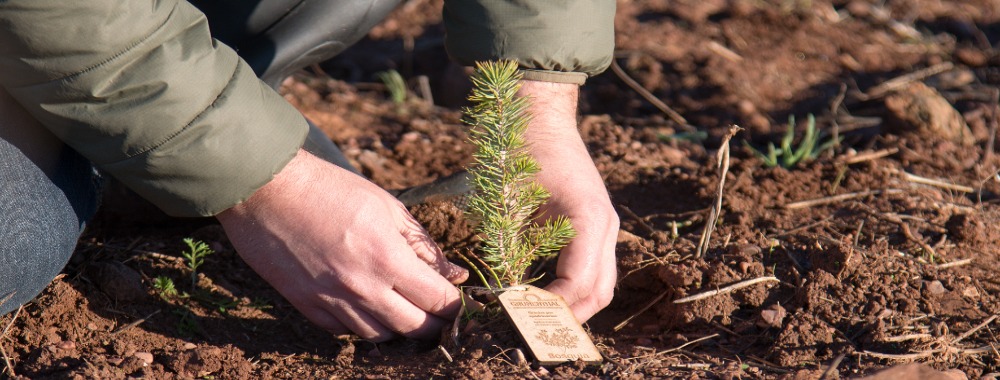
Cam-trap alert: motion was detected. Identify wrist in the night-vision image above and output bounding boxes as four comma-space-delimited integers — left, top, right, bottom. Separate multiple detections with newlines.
217, 149, 313, 220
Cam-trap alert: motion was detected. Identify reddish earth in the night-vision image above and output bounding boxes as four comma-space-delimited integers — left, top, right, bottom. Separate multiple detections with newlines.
3, 0, 1000, 379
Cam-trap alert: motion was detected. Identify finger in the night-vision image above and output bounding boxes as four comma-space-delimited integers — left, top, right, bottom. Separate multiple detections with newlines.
385, 242, 466, 320
364, 289, 451, 339
398, 209, 469, 284
299, 305, 351, 336
546, 222, 619, 322
316, 295, 396, 342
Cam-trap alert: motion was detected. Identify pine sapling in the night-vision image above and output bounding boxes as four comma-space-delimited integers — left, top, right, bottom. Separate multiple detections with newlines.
463, 60, 576, 289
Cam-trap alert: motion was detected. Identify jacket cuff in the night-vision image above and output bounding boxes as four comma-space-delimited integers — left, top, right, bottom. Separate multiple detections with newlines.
521, 70, 588, 85
443, 0, 615, 80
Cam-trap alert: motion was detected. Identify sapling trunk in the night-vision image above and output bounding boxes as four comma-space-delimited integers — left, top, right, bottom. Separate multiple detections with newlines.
463, 60, 576, 288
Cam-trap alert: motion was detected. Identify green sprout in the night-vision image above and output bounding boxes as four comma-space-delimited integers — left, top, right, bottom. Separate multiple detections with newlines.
744, 114, 838, 168
462, 60, 576, 289
376, 69, 407, 106
153, 276, 178, 299
181, 238, 214, 289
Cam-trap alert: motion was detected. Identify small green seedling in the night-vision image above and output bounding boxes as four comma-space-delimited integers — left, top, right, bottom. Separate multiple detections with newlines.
153, 276, 178, 300
376, 69, 407, 106
462, 60, 576, 289
744, 114, 838, 168
181, 238, 214, 289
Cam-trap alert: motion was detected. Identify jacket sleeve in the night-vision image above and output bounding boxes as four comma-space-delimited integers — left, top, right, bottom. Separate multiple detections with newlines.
0, 0, 308, 217
442, 0, 616, 85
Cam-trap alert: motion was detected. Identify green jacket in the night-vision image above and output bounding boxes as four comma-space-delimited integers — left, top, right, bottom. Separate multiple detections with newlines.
0, 0, 614, 217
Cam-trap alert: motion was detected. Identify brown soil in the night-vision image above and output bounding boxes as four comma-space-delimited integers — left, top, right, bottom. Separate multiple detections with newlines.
4, 0, 1000, 379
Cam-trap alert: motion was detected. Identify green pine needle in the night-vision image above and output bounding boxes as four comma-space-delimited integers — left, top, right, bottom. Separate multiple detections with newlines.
463, 60, 576, 288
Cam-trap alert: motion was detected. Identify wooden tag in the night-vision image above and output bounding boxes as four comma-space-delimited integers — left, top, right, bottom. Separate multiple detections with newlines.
497, 285, 602, 365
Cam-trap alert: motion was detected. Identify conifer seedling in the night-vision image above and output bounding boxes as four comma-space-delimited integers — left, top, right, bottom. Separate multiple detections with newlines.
462, 61, 576, 289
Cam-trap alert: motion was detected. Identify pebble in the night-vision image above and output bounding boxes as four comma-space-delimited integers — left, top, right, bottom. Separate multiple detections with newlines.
57, 341, 76, 350
107, 356, 124, 366
183, 342, 197, 350
134, 351, 154, 365
513, 348, 527, 367
926, 280, 947, 295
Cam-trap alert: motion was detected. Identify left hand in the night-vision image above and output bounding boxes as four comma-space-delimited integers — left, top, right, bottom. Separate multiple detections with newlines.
519, 80, 619, 322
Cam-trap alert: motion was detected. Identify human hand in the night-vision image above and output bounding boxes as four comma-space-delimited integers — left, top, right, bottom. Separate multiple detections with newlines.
217, 149, 469, 341
519, 80, 619, 322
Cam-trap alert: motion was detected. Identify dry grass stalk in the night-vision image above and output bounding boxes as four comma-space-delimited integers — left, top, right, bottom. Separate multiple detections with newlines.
952, 315, 998, 346
617, 204, 657, 234
613, 290, 668, 332
673, 276, 779, 304
861, 62, 954, 100
883, 333, 933, 342
696, 125, 741, 258
898, 170, 975, 193
707, 41, 743, 62
936, 258, 973, 269
610, 60, 689, 127
819, 353, 847, 380
111, 310, 161, 336
1, 305, 23, 378
783, 189, 903, 209
840, 148, 898, 164
627, 333, 720, 361
862, 345, 993, 360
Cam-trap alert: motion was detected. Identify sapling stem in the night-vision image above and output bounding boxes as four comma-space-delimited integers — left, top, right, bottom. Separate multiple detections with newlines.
462, 60, 576, 289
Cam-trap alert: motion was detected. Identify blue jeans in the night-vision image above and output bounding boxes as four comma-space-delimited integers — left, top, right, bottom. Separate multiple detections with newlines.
0, 137, 100, 315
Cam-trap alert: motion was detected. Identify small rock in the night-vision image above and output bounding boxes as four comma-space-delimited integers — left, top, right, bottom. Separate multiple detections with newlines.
757, 304, 787, 328
513, 348, 527, 367
87, 261, 146, 302
962, 286, 981, 299
134, 351, 154, 366
57, 341, 76, 350
926, 280, 947, 296
536, 367, 550, 377
86, 323, 98, 331
107, 356, 124, 366
636, 337, 654, 346
183, 342, 197, 350
884, 82, 975, 146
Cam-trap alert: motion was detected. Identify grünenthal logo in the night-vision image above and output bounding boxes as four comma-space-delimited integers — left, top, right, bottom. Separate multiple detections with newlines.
508, 293, 561, 308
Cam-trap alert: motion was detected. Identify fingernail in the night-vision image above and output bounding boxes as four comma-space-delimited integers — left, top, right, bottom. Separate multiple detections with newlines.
447, 263, 469, 284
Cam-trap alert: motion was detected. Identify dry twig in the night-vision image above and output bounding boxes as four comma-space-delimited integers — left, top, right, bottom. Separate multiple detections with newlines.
819, 353, 847, 380
896, 170, 974, 193
673, 276, 779, 304
627, 334, 720, 360
696, 126, 741, 258
111, 310, 161, 336
618, 204, 657, 234
614, 290, 668, 332
952, 315, 998, 346
783, 189, 903, 209
610, 59, 689, 127
861, 62, 954, 100
936, 258, 973, 270
1, 305, 23, 378
840, 148, 898, 165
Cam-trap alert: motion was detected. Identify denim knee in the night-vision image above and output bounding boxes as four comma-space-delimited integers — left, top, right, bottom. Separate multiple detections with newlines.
0, 142, 99, 315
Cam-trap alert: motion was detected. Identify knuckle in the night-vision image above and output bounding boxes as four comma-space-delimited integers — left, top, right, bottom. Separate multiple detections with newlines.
594, 287, 615, 308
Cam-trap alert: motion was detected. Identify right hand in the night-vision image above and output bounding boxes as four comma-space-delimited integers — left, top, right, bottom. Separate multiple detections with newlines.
216, 149, 469, 341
